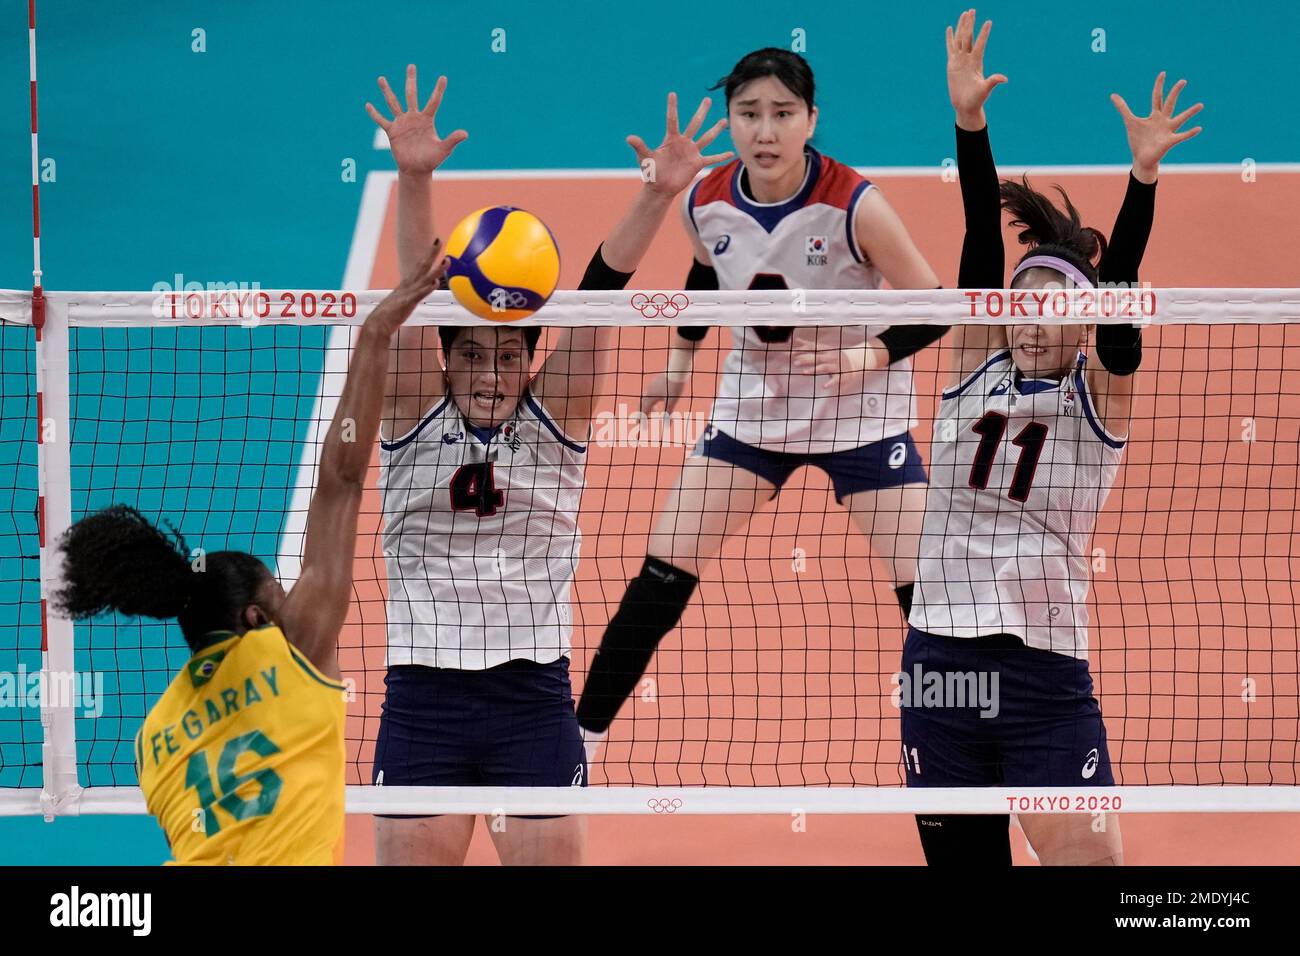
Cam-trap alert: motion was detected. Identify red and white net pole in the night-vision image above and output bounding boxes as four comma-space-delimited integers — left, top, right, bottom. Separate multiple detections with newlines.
32, 0, 81, 820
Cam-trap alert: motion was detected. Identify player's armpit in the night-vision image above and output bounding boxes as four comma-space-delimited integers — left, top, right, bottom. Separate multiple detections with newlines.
1085, 362, 1137, 441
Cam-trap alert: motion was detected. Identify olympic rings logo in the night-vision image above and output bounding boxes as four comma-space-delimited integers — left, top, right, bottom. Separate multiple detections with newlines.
489, 288, 530, 310
647, 798, 684, 814
630, 292, 690, 319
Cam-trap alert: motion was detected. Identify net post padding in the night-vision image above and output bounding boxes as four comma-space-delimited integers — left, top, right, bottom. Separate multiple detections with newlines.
34, 292, 82, 820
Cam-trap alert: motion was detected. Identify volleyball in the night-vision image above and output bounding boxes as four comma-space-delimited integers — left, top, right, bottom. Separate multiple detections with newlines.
444, 206, 560, 321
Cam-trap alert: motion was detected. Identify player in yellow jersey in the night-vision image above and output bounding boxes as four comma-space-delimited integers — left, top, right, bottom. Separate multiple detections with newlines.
52, 244, 448, 865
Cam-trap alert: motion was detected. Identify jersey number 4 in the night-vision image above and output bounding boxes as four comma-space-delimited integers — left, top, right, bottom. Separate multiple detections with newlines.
450, 461, 505, 517
968, 411, 1049, 502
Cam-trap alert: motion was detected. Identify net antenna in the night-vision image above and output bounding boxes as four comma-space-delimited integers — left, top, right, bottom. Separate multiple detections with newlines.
24, 0, 83, 821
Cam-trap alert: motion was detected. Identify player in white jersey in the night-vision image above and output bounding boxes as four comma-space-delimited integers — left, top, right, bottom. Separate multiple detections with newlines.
904, 10, 1202, 866
577, 48, 946, 741
364, 66, 733, 865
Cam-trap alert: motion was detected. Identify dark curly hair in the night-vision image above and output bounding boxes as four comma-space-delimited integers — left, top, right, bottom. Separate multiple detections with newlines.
53, 504, 273, 652
1001, 176, 1108, 286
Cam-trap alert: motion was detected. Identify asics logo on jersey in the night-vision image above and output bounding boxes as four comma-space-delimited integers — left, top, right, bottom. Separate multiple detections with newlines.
1082, 748, 1100, 779
714, 235, 731, 255
630, 292, 690, 319
647, 797, 683, 813
990, 377, 1013, 396
442, 431, 464, 445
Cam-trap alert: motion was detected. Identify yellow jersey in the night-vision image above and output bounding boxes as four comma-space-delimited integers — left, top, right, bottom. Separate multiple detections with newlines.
135, 624, 346, 865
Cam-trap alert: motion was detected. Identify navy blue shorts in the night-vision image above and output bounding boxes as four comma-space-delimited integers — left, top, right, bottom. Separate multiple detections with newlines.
373, 657, 586, 818
692, 427, 927, 503
899, 627, 1114, 788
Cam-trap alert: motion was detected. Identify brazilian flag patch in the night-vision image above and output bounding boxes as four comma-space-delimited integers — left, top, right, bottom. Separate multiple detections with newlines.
188, 650, 227, 688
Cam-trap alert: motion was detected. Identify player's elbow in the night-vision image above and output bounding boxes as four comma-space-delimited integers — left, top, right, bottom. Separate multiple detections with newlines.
317, 464, 367, 500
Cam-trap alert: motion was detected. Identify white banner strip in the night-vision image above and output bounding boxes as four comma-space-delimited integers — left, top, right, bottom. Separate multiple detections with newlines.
41, 784, 1300, 817
8, 287, 1300, 329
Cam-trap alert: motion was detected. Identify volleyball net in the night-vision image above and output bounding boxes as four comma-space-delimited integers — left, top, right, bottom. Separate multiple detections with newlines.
2, 286, 1299, 816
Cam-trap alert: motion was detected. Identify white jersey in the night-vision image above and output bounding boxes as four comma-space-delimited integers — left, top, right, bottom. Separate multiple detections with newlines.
378, 390, 586, 670
686, 147, 918, 454
909, 351, 1125, 659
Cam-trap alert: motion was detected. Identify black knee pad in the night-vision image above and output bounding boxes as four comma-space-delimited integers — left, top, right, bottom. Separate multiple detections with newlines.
915, 814, 1012, 867
575, 556, 698, 733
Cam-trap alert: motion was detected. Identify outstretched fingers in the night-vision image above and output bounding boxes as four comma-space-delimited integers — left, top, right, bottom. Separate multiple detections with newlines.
364, 101, 391, 131
626, 134, 653, 162
973, 17, 993, 59
404, 64, 420, 113
695, 116, 728, 150
682, 96, 712, 139
1171, 100, 1204, 131
423, 74, 449, 117
378, 75, 403, 117
1150, 71, 1166, 115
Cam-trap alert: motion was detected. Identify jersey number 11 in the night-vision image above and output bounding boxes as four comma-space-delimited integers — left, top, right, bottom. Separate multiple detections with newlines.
968, 411, 1048, 503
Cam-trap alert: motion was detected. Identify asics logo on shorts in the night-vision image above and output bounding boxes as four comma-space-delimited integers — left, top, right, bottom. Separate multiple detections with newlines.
647, 798, 683, 813
1082, 747, 1099, 779
630, 292, 690, 319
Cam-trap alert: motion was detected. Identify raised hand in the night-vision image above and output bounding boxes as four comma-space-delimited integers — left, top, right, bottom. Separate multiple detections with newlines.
1111, 72, 1203, 184
366, 65, 469, 175
946, 8, 1007, 130
627, 93, 734, 197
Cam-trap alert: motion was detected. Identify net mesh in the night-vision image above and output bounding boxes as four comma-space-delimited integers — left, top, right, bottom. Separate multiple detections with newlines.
22, 294, 1297, 807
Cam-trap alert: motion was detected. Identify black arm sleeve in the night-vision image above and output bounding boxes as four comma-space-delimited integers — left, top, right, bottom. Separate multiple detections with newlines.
675, 259, 718, 342
577, 243, 636, 291
1097, 173, 1156, 286
956, 124, 1004, 290
877, 316, 949, 364
1094, 173, 1156, 376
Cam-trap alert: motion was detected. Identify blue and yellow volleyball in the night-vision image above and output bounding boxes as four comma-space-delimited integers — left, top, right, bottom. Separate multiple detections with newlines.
444, 206, 560, 322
